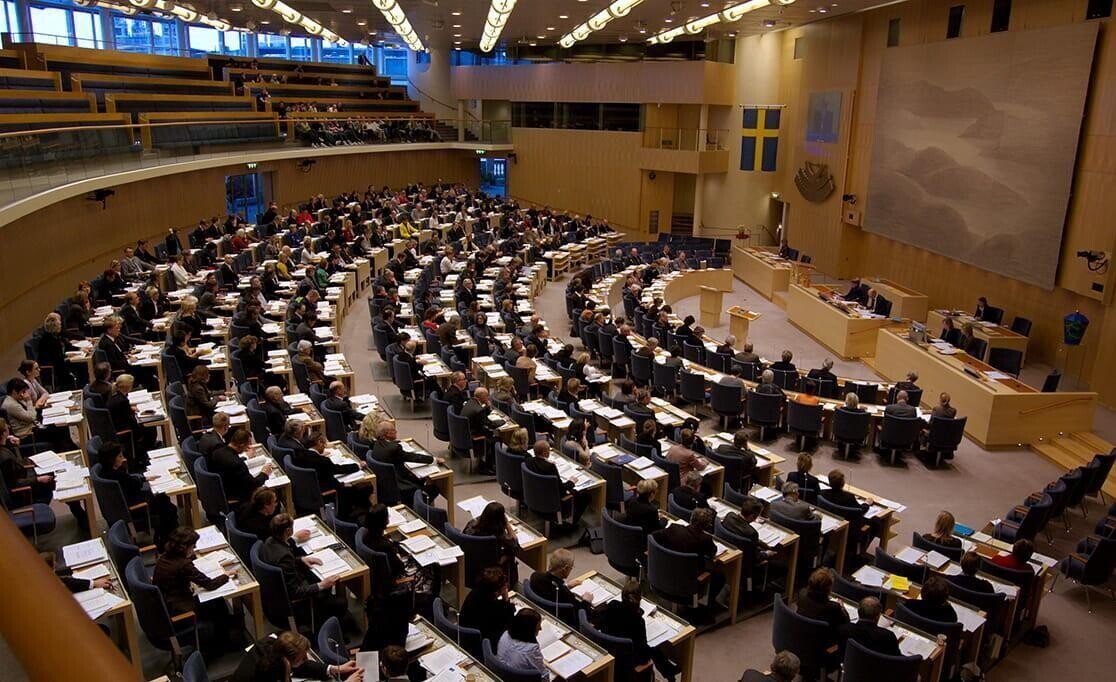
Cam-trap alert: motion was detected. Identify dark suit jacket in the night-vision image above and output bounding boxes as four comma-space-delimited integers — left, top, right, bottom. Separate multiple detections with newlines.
372, 438, 432, 484
444, 385, 467, 411
622, 497, 665, 535
940, 328, 963, 346
460, 398, 493, 437
671, 485, 709, 511
322, 396, 361, 429
721, 512, 759, 544
97, 334, 130, 371
715, 444, 757, 486
819, 488, 868, 513
797, 589, 849, 642
459, 590, 516, 647
262, 400, 294, 435
843, 283, 869, 304
652, 523, 715, 561
528, 570, 584, 609
197, 430, 227, 459
840, 619, 901, 657
949, 574, 995, 594
106, 392, 141, 435
905, 599, 958, 623
258, 536, 321, 601
208, 445, 266, 502
231, 637, 330, 682
884, 403, 918, 419
153, 554, 229, 615
593, 600, 651, 655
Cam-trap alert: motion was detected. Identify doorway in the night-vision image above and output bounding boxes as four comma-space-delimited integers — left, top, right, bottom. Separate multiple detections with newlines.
225, 171, 268, 223
479, 157, 507, 197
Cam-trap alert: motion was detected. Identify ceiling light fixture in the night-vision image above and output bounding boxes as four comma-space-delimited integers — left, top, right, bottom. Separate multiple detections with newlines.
480, 0, 518, 52
124, 0, 234, 31
560, 0, 645, 48
247, 0, 348, 44
367, 0, 425, 51
648, 0, 796, 44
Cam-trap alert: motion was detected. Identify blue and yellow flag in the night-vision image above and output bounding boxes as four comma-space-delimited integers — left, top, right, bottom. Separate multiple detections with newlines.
740, 107, 780, 172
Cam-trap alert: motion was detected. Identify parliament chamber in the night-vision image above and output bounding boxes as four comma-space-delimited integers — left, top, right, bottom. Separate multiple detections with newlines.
2, 2, 1116, 682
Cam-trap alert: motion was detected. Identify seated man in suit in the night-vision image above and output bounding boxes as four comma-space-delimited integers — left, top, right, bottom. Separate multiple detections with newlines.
862, 288, 889, 316
395, 339, 427, 399
442, 371, 469, 411
806, 358, 838, 394
975, 296, 991, 321
621, 479, 666, 535
633, 337, 658, 359
258, 514, 345, 626
734, 342, 761, 366
754, 370, 784, 396
840, 597, 900, 656
671, 471, 709, 512
666, 429, 707, 478
625, 388, 656, 427
261, 386, 296, 436
740, 651, 800, 682
721, 498, 777, 565
208, 427, 272, 502
197, 411, 231, 459
770, 482, 818, 521
818, 469, 869, 512
97, 317, 132, 373
716, 335, 737, 357
894, 371, 919, 393
371, 421, 443, 495
714, 429, 757, 491
322, 381, 362, 432
295, 340, 331, 386
105, 374, 156, 464
611, 379, 637, 406
950, 551, 996, 594
796, 568, 849, 660
526, 440, 588, 524
770, 350, 796, 374
884, 390, 918, 418
652, 507, 723, 606
527, 548, 592, 620
461, 387, 498, 474
931, 392, 957, 420
841, 278, 869, 305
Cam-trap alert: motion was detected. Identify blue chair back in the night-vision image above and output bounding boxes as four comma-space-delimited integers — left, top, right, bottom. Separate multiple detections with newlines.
447, 406, 476, 458
521, 576, 582, 627
365, 455, 402, 506
433, 597, 483, 658
182, 651, 209, 682
89, 463, 139, 529
481, 639, 548, 682
893, 603, 964, 680
323, 502, 359, 549
495, 446, 527, 502
320, 405, 347, 442
430, 393, 451, 442
630, 353, 652, 385
413, 489, 449, 530
590, 456, 626, 510
124, 556, 179, 651
602, 510, 645, 577
225, 511, 258, 564
772, 594, 831, 679
911, 532, 964, 561
874, 547, 928, 584
193, 457, 232, 520
521, 463, 563, 519
316, 616, 348, 665
843, 638, 921, 682
250, 541, 297, 630
646, 534, 704, 604
106, 519, 141, 575
284, 455, 325, 516
443, 523, 500, 588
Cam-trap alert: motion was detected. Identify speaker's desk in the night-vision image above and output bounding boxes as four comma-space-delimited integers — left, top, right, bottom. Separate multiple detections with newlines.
865, 278, 928, 322
926, 309, 1029, 364
785, 284, 889, 359
732, 246, 792, 299
873, 329, 1095, 447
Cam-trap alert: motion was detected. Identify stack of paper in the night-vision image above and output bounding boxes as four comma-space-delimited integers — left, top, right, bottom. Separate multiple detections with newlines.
74, 588, 125, 620
63, 539, 108, 568
419, 645, 467, 675
853, 566, 889, 588
456, 495, 491, 520
548, 649, 593, 679
883, 574, 911, 592
31, 451, 67, 474
308, 549, 349, 579
405, 624, 432, 652
195, 525, 227, 552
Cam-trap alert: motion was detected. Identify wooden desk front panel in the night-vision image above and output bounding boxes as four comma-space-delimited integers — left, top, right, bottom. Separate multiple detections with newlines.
866, 278, 928, 321
786, 284, 884, 359
732, 246, 791, 300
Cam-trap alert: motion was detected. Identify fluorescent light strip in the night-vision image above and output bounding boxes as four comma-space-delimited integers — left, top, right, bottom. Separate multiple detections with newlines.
480, 0, 517, 53
559, 0, 645, 48
251, 0, 349, 45
369, 0, 426, 51
126, 0, 233, 31
647, 0, 796, 44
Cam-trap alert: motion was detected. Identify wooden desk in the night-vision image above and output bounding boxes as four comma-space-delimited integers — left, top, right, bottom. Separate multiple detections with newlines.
727, 306, 761, 347
657, 268, 733, 307
409, 616, 500, 680
926, 309, 1029, 364
60, 538, 142, 675
752, 485, 851, 576
834, 595, 946, 682
193, 525, 265, 637
785, 284, 888, 359
732, 246, 792, 300
865, 278, 928, 321
873, 329, 1095, 447
574, 570, 698, 682
386, 505, 465, 607
400, 438, 455, 524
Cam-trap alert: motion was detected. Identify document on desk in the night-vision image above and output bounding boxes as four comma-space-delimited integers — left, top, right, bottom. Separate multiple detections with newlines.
582, 578, 619, 606
398, 519, 428, 534
63, 539, 108, 568
853, 566, 889, 588
645, 615, 678, 648
819, 514, 841, 534
541, 640, 572, 662
753, 486, 782, 503
405, 624, 432, 652
457, 495, 491, 520
195, 525, 227, 552
196, 577, 239, 603
549, 649, 593, 680
309, 549, 350, 579
400, 535, 436, 554
954, 602, 985, 632
73, 563, 111, 581
895, 547, 925, 564
897, 632, 937, 659
74, 587, 125, 620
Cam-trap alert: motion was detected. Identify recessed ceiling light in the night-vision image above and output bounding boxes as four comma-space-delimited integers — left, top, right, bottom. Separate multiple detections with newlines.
454, 41, 461, 44
340, 7, 352, 13
452, 24, 461, 28
356, 19, 366, 25
818, 7, 828, 12
618, 35, 628, 42
664, 18, 673, 23
638, 28, 646, 34
455, 47, 461, 50
452, 10, 461, 16
230, 5, 242, 11
763, 19, 775, 28
728, 31, 737, 37
454, 33, 461, 37
537, 35, 546, 39
546, 26, 555, 30
529, 41, 537, 45
368, 30, 376, 35
700, 1, 709, 6
559, 15, 568, 19
260, 19, 269, 24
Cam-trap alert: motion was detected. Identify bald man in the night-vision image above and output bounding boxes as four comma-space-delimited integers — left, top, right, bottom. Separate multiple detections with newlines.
461, 386, 497, 472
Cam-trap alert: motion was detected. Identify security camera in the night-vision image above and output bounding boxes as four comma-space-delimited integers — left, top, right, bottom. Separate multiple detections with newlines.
842, 193, 857, 205
1077, 250, 1109, 273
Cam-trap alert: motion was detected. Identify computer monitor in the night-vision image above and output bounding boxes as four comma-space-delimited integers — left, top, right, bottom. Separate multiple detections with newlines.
909, 322, 927, 344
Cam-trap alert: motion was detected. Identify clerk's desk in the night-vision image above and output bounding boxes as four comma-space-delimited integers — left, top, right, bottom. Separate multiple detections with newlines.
873, 329, 1096, 447
925, 309, 1029, 364
864, 278, 929, 322
732, 246, 793, 300
785, 284, 891, 359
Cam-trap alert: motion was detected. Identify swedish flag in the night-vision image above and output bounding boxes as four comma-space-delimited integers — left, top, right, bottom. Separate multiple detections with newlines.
740, 107, 780, 172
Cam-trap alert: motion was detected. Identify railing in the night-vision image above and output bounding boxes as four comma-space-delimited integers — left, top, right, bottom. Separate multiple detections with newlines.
0, 116, 512, 208
641, 126, 729, 152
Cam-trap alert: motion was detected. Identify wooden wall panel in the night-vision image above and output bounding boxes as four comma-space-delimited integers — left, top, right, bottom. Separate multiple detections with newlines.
0, 149, 478, 352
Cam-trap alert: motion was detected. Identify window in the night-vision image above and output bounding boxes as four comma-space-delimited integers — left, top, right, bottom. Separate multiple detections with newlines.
512, 102, 556, 128
30, 5, 70, 45
72, 9, 101, 49
380, 48, 409, 85
112, 15, 152, 53
321, 42, 352, 63
601, 103, 641, 131
150, 19, 178, 55
990, 0, 1011, 32
289, 37, 311, 61
1087, 0, 1113, 19
187, 26, 221, 56
257, 33, 288, 59
793, 37, 803, 60
946, 5, 964, 39
223, 31, 246, 56
887, 18, 901, 47
0, 1, 20, 37
512, 102, 639, 131
559, 103, 600, 130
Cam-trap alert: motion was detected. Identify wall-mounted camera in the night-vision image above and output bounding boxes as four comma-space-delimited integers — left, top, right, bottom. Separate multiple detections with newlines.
1077, 249, 1109, 273
841, 193, 857, 205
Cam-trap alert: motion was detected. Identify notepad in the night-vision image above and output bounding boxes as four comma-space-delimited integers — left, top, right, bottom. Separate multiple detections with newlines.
884, 574, 911, 592
549, 649, 593, 679
542, 640, 572, 663
63, 539, 108, 569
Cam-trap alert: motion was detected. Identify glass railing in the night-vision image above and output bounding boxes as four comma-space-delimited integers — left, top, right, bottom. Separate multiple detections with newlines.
641, 127, 729, 152
0, 116, 512, 207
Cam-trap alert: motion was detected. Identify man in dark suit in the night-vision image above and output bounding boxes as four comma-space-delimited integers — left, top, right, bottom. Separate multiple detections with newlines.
716, 336, 736, 356
839, 597, 900, 656
818, 469, 869, 512
118, 292, 152, 338
258, 514, 343, 625
770, 482, 818, 521
218, 255, 238, 291
754, 370, 784, 396
883, 391, 918, 418
443, 371, 468, 411
196, 412, 231, 459
974, 296, 990, 321
721, 498, 767, 548
208, 428, 271, 502
671, 471, 709, 512
525, 440, 586, 523
653, 508, 723, 605
633, 337, 658, 359
371, 421, 442, 491
807, 359, 838, 390
105, 374, 156, 464
740, 651, 800, 682
261, 386, 295, 436
461, 387, 497, 473
715, 429, 757, 490
862, 288, 889, 316
527, 548, 591, 622
734, 342, 761, 365
322, 381, 362, 431
842, 278, 869, 305
97, 318, 131, 372
949, 551, 996, 594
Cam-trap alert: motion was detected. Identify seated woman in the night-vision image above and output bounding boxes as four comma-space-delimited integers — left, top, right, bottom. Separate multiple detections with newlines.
237, 334, 287, 391
497, 609, 548, 676
97, 441, 178, 547
459, 566, 516, 647
923, 510, 963, 549
592, 580, 680, 681
0, 418, 89, 531
153, 527, 237, 653
464, 501, 521, 585
506, 427, 531, 457
563, 418, 591, 465
795, 569, 848, 662
904, 576, 958, 623
2, 378, 76, 451
635, 418, 662, 457
621, 479, 666, 535
184, 365, 219, 425
359, 504, 439, 651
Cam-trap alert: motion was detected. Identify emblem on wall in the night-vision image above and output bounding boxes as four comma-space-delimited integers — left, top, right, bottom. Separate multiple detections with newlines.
794, 161, 836, 202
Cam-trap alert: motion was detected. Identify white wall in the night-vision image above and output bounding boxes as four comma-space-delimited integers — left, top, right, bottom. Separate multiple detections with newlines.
407, 48, 457, 121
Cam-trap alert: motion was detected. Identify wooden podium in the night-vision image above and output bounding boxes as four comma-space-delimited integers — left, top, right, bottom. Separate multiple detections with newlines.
727, 306, 761, 347
700, 286, 724, 328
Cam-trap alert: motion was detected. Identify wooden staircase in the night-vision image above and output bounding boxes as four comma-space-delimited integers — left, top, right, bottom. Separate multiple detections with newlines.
1031, 432, 1116, 499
